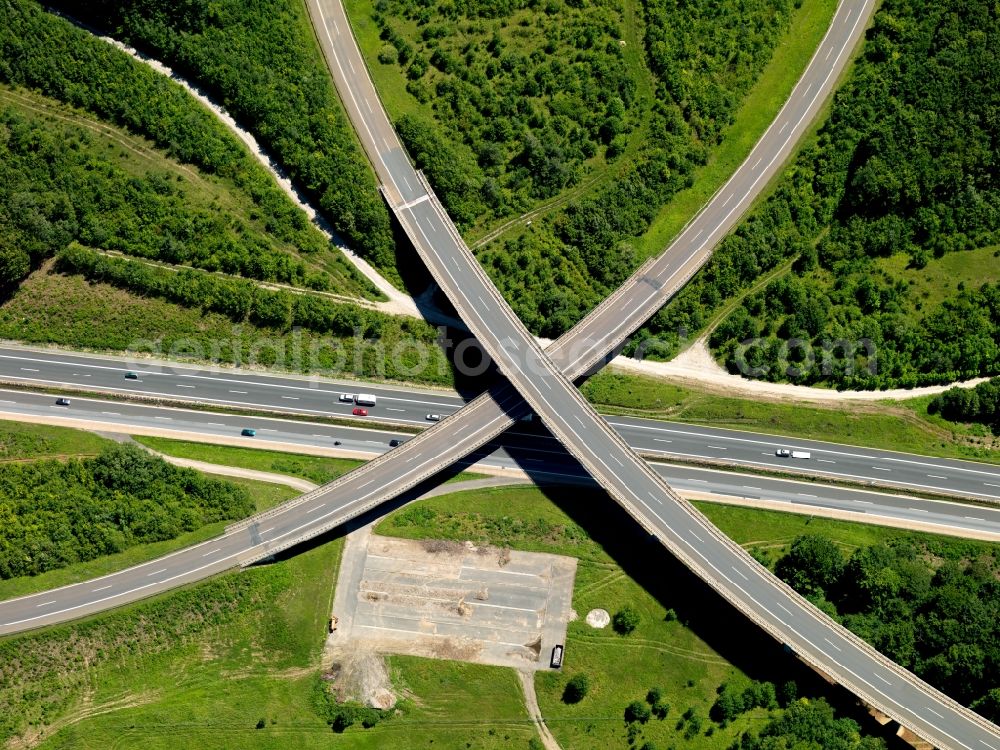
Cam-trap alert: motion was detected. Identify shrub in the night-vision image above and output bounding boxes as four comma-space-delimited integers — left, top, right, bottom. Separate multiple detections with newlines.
612, 606, 641, 635
625, 700, 651, 724
563, 674, 590, 704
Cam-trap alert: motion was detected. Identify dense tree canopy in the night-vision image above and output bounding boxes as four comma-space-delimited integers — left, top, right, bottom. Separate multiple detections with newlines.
775, 534, 1000, 713
0, 104, 344, 290
44, 0, 397, 274
0, 443, 252, 579
930, 377, 1000, 431
669, 0, 1000, 388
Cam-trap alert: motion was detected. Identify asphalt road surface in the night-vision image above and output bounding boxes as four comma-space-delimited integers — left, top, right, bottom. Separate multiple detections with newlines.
3, 387, 999, 540
2, 345, 998, 503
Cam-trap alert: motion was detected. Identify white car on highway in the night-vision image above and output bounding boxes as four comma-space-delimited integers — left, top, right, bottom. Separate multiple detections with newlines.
776, 448, 811, 459
425, 413, 441, 422
339, 393, 354, 403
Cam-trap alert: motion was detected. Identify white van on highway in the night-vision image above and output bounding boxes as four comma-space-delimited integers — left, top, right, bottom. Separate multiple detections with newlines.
354, 393, 377, 407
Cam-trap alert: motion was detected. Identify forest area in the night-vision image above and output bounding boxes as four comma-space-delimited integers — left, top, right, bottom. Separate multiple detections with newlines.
0, 98, 372, 295
354, 0, 801, 335
0, 443, 251, 580
646, 0, 1000, 389
774, 533, 1000, 721
45, 0, 399, 279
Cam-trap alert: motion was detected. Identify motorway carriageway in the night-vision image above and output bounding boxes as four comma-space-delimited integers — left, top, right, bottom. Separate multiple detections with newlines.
3, 383, 1000, 542
2, 346, 999, 504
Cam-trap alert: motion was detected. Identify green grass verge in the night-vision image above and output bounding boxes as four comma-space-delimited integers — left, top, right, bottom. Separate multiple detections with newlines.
134, 436, 365, 485
633, 0, 839, 260
582, 370, 1000, 464
134, 436, 487, 484
6, 533, 535, 749
0, 420, 112, 460
0, 477, 296, 602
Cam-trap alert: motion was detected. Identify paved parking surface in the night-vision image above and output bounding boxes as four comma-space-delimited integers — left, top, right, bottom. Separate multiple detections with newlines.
332, 533, 576, 670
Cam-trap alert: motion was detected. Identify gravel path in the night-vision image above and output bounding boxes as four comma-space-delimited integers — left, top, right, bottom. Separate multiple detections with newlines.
610, 340, 987, 403
517, 670, 563, 750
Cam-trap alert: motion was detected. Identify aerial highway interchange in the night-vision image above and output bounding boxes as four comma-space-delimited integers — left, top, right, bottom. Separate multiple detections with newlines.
2, 0, 998, 747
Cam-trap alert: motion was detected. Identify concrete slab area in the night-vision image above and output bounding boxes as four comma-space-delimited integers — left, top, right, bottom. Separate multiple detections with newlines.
330, 533, 576, 671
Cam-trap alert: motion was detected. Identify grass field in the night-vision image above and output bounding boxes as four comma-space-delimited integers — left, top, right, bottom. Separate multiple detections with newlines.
0, 268, 453, 386
135, 437, 486, 484
6, 530, 537, 749
582, 370, 1000, 464
376, 483, 944, 748
0, 419, 112, 461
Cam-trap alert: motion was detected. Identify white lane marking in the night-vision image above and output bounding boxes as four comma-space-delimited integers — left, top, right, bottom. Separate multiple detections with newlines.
844, 7, 853, 23
707, 445, 727, 451
824, 637, 842, 652
872, 466, 891, 472
260, 429, 276, 432
721, 194, 733, 207
927, 707, 944, 719
777, 602, 794, 616
574, 415, 585, 427
817, 459, 835, 464
259, 527, 274, 534
207, 423, 225, 427
312, 434, 326, 437
732, 567, 749, 581
20, 368, 38, 372
36, 601, 56, 607
282, 396, 299, 400
177, 384, 195, 388
101, 412, 120, 416
689, 479, 707, 484
875, 674, 891, 686
154, 417, 171, 421
201, 548, 222, 558
797, 493, 816, 499
927, 474, 947, 479
147, 569, 167, 577
909, 508, 929, 513
690, 531, 703, 543
965, 516, 985, 521
855, 500, 873, 505
653, 438, 672, 443
347, 55, 356, 74
743, 486, 762, 491
752, 158, 762, 169
779, 121, 789, 134
387, 407, 405, 412
613, 455, 624, 467
985, 483, 1000, 488
0, 400, 14, 404
229, 390, 247, 394
402, 174, 413, 193
648, 491, 662, 505
826, 46, 833, 60
693, 229, 703, 241
306, 505, 324, 514
359, 480, 374, 488
92, 585, 112, 592
405, 454, 420, 463
365, 98, 373, 113
802, 83, 813, 97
